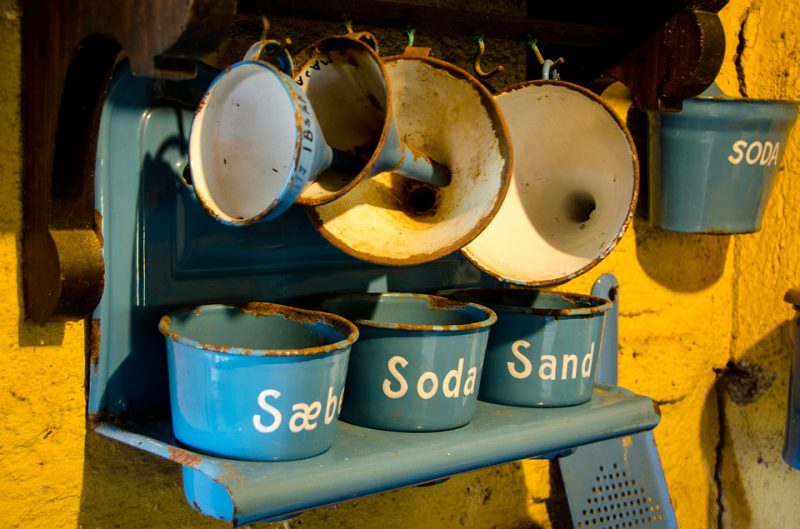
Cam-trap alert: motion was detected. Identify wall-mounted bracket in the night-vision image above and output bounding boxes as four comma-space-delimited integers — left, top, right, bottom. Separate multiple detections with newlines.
21, 0, 235, 322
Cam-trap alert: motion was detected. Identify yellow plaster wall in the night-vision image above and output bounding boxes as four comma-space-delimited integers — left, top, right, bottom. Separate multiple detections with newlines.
2, 1, 799, 528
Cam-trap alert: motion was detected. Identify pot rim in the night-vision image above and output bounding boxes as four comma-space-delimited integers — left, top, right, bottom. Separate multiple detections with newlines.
159, 302, 359, 357
320, 292, 497, 332
444, 288, 613, 318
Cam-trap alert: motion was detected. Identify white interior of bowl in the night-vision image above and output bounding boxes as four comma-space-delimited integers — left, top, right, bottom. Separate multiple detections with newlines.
310, 58, 508, 264
189, 63, 298, 222
463, 83, 636, 285
297, 46, 388, 203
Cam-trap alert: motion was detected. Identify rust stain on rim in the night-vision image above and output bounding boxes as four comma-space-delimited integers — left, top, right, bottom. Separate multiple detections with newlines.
305, 51, 513, 266
461, 79, 639, 287
294, 35, 393, 207
169, 446, 202, 468
158, 303, 359, 358
191, 61, 305, 226
445, 288, 613, 318
321, 293, 496, 332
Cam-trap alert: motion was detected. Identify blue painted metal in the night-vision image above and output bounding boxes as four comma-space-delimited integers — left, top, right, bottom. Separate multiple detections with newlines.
318, 293, 495, 431
559, 275, 677, 529
161, 303, 357, 461
446, 289, 611, 407
783, 289, 800, 469
89, 61, 661, 525
96, 385, 660, 526
648, 91, 798, 233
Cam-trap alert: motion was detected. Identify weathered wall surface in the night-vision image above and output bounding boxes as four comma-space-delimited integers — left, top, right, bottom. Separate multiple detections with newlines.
1, 1, 798, 528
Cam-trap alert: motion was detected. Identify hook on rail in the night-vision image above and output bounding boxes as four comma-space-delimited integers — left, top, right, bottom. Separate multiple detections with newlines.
473, 35, 504, 80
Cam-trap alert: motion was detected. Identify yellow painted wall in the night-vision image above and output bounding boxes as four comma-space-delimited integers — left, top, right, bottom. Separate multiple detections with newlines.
2, 1, 799, 528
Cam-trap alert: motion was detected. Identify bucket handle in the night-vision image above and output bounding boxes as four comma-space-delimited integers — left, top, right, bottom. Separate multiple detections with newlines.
343, 20, 380, 54
244, 39, 294, 76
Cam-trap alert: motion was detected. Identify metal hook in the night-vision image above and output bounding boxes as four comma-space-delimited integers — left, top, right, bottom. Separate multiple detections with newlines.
343, 19, 354, 34
261, 16, 270, 41
528, 39, 564, 80
406, 27, 416, 48
473, 35, 504, 80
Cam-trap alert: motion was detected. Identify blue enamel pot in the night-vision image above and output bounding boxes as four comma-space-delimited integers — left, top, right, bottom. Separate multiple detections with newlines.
318, 293, 496, 432
445, 289, 611, 407
648, 90, 798, 233
159, 303, 358, 461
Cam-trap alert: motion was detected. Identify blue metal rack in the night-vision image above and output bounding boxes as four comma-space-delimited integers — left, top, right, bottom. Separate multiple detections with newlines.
89, 61, 660, 526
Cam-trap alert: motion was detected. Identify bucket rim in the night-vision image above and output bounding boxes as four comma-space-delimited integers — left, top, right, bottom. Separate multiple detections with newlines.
159, 302, 359, 357
444, 288, 613, 318
319, 292, 497, 332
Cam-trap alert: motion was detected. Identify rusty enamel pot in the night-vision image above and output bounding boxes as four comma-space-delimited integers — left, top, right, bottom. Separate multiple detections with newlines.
462, 81, 638, 286
318, 293, 496, 431
307, 48, 512, 265
293, 35, 451, 207
160, 302, 358, 461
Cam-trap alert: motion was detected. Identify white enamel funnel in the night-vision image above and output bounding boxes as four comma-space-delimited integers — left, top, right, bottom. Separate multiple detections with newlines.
462, 81, 639, 285
308, 48, 512, 265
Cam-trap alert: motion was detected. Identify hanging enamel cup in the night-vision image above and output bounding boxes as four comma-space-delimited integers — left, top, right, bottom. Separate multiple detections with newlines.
462, 80, 638, 286
308, 47, 512, 265
648, 85, 798, 233
292, 35, 451, 206
189, 40, 334, 225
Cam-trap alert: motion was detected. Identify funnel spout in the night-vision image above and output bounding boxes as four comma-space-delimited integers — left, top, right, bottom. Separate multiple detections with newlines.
394, 144, 451, 187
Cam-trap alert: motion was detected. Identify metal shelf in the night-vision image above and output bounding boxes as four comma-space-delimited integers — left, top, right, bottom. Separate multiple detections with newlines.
96, 385, 660, 526
87, 54, 661, 527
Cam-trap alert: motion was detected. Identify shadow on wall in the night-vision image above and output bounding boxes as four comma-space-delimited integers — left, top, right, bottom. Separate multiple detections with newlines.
633, 217, 731, 292
78, 431, 541, 529
700, 321, 793, 529
15, 233, 67, 347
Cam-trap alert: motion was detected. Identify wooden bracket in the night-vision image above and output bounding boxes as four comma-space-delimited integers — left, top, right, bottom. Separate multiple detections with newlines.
21, 0, 235, 322
602, 8, 727, 111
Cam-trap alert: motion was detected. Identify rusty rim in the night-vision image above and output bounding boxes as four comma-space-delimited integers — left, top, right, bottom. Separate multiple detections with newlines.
461, 79, 639, 287
445, 288, 613, 318
293, 35, 393, 207
190, 61, 307, 226
320, 293, 497, 332
158, 302, 359, 357
306, 53, 513, 266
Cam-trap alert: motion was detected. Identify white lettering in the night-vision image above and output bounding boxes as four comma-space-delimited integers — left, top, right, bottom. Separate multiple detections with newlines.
464, 367, 478, 396
253, 389, 282, 433
383, 355, 409, 398
768, 142, 781, 166
728, 140, 747, 164
418, 372, 439, 400
508, 340, 533, 379
581, 342, 596, 378
562, 354, 579, 379
539, 355, 557, 381
443, 358, 464, 398
760, 141, 773, 165
289, 401, 321, 432
746, 141, 763, 165
324, 386, 338, 424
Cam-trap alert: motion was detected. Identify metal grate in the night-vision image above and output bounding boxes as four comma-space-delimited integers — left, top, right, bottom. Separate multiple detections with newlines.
574, 462, 667, 529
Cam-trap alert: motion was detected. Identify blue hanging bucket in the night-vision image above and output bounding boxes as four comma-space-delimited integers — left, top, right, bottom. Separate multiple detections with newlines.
159, 302, 358, 461
648, 86, 798, 233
